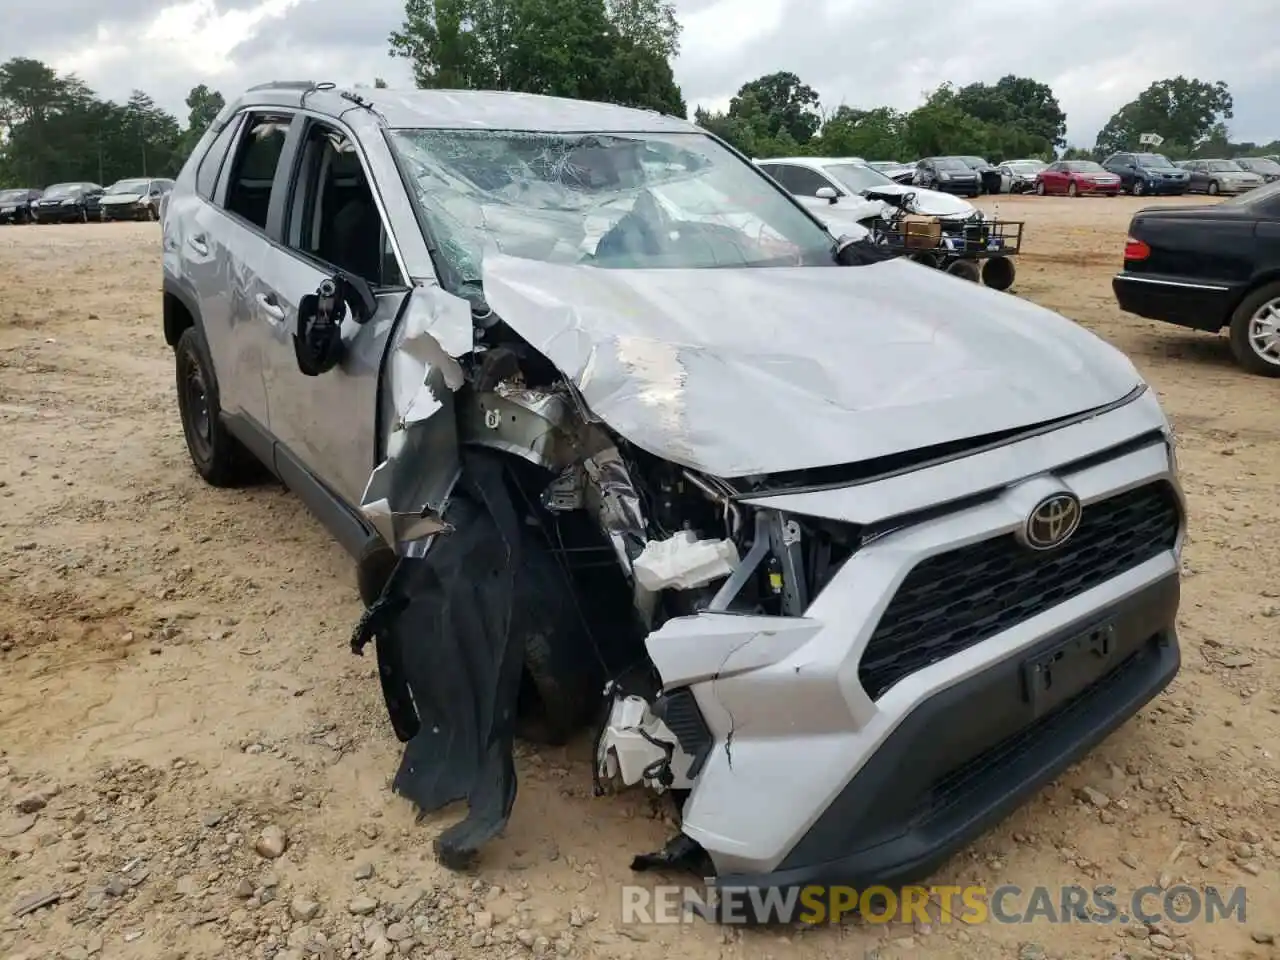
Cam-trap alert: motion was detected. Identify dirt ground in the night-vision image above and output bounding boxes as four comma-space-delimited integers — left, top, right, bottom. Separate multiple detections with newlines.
1, 195, 1277, 960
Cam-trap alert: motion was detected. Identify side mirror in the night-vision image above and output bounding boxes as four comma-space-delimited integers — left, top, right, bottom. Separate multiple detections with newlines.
292, 273, 379, 376
815, 186, 839, 203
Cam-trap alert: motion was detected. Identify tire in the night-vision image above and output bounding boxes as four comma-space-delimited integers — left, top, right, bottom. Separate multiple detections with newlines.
1227, 282, 1280, 377
1132, 179, 1145, 197
1068, 182, 1079, 198
80, 207, 88, 223
945, 259, 981, 282
1035, 181, 1046, 196
981, 256, 1016, 291
174, 327, 258, 486
1208, 180, 1220, 196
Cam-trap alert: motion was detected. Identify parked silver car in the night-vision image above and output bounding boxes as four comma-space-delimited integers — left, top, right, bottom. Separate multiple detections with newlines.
163, 82, 1185, 906
1179, 159, 1265, 195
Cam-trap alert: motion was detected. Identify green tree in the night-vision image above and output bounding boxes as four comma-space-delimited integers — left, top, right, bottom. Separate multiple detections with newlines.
952, 75, 1067, 150
729, 71, 821, 144
389, 0, 684, 115
901, 85, 992, 157
813, 106, 906, 160
1094, 77, 1233, 155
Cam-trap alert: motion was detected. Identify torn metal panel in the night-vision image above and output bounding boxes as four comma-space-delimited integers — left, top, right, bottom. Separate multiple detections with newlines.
480, 252, 1142, 478
361, 285, 472, 550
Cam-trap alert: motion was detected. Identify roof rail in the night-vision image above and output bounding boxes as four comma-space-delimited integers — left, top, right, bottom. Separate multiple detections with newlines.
247, 80, 324, 91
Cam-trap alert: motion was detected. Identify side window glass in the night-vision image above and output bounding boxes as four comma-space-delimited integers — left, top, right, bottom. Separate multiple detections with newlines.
284, 120, 404, 288
195, 116, 242, 200
784, 166, 831, 196
222, 112, 291, 230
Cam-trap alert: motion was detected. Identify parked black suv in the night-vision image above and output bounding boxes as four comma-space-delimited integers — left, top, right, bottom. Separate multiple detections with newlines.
33, 182, 105, 223
0, 188, 42, 224
1101, 153, 1190, 196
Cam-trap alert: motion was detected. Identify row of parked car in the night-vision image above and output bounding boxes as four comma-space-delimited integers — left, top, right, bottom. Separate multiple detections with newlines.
0, 177, 175, 224
863, 154, 1280, 199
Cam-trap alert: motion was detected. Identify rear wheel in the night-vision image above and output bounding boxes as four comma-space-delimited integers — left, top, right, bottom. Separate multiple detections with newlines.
981, 256, 1016, 291
1228, 282, 1280, 377
174, 327, 258, 486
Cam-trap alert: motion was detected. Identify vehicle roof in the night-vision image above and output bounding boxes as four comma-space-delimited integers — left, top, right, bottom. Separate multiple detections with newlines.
227, 82, 698, 134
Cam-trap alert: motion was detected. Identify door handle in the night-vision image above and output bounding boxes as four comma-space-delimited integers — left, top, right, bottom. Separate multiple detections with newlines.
187, 234, 208, 255
256, 292, 286, 322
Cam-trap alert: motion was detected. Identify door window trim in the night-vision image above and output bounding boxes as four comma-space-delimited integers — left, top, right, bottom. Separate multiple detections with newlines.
270, 111, 410, 290
211, 109, 299, 238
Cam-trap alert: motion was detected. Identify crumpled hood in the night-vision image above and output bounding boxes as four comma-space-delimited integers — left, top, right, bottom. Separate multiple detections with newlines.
480, 253, 1142, 478
861, 184, 976, 218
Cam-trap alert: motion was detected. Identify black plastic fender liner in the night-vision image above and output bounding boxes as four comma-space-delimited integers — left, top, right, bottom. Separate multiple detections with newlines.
354, 451, 527, 868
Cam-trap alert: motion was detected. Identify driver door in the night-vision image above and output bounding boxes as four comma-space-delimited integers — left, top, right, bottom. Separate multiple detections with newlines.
254, 116, 411, 516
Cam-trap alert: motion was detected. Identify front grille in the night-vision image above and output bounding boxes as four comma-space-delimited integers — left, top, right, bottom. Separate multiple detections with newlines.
858, 481, 1180, 700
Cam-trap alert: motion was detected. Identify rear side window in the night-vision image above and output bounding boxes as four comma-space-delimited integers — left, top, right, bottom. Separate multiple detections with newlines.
196, 116, 243, 200
222, 113, 293, 230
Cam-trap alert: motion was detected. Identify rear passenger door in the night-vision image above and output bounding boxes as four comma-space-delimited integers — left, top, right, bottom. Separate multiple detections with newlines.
184, 110, 296, 435
252, 115, 411, 514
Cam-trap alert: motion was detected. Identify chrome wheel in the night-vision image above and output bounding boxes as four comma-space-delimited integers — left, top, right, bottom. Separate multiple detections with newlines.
1132, 179, 1144, 196
1248, 297, 1280, 367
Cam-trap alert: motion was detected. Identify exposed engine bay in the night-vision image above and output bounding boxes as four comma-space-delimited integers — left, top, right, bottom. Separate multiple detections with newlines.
350, 291, 862, 871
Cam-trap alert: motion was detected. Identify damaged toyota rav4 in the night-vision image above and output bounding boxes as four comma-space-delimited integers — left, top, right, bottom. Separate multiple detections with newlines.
163, 82, 1185, 901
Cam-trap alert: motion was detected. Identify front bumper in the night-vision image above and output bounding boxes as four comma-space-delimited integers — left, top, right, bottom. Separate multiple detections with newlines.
1138, 177, 1189, 194
34, 205, 89, 222
718, 576, 1178, 896
648, 392, 1183, 886
102, 202, 151, 220
933, 179, 980, 196
1217, 180, 1263, 195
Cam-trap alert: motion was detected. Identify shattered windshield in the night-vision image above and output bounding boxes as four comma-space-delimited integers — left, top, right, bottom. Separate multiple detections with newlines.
107, 179, 149, 194
823, 162, 896, 193
388, 129, 838, 295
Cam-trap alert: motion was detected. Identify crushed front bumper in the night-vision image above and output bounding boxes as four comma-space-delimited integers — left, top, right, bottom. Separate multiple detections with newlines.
647, 390, 1183, 889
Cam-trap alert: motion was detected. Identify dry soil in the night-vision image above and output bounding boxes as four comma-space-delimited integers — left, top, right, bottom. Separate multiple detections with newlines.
0, 195, 1277, 960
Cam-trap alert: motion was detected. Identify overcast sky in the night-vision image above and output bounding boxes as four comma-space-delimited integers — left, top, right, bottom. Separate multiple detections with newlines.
3, 0, 1277, 148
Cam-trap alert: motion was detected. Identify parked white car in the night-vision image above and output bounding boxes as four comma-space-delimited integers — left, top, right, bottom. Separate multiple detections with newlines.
997, 160, 1047, 194
755, 156, 980, 233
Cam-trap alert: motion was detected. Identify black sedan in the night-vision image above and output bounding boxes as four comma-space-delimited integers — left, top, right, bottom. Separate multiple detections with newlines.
33, 182, 104, 223
912, 157, 982, 196
956, 155, 1002, 195
0, 188, 42, 224
1113, 181, 1280, 376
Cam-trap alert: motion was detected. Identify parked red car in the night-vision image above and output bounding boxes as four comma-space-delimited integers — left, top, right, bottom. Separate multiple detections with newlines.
1035, 160, 1122, 197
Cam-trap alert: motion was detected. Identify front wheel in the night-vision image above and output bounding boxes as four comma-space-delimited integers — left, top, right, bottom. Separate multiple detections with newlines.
1207, 180, 1220, 196
1068, 182, 1079, 197
1035, 181, 1046, 196
1228, 282, 1280, 377
1132, 179, 1145, 196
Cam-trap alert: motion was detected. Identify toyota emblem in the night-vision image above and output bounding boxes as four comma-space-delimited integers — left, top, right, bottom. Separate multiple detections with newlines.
1021, 493, 1082, 551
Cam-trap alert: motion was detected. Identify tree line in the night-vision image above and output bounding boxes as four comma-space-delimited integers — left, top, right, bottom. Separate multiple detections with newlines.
0, 58, 226, 188
2, 0, 1275, 190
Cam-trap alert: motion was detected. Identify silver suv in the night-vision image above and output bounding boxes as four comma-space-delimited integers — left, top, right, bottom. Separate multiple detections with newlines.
163, 81, 1185, 906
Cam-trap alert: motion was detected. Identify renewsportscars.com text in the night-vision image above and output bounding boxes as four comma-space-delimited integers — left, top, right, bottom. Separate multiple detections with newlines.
621, 883, 1248, 926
